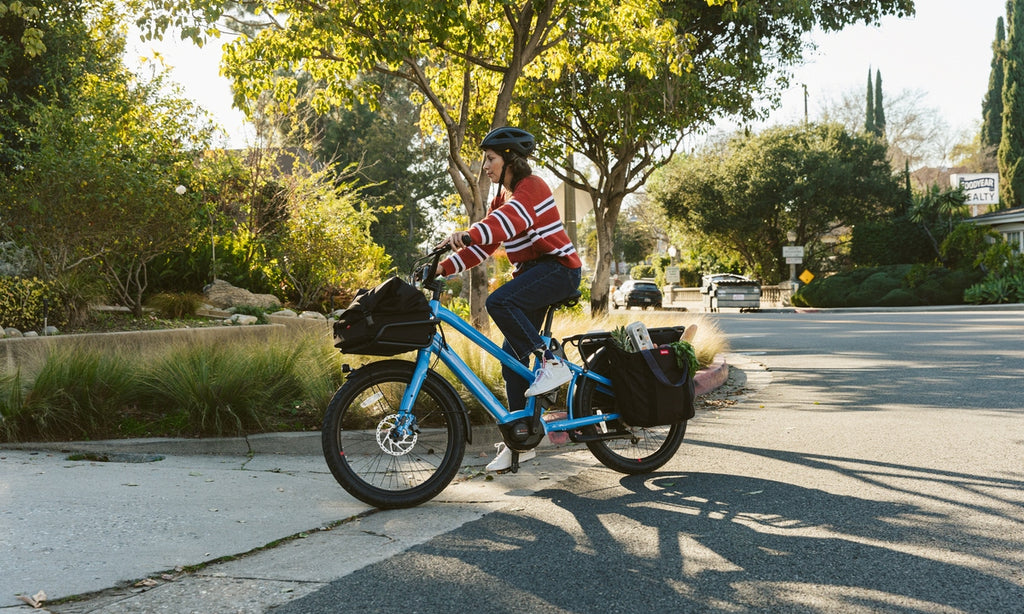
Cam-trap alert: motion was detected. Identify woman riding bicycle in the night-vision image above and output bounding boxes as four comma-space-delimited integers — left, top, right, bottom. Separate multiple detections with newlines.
436, 126, 583, 471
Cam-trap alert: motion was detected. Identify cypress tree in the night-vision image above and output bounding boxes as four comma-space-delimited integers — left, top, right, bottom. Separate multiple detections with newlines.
865, 68, 875, 135
982, 16, 1006, 151
999, 0, 1024, 208
874, 69, 886, 137
903, 159, 912, 213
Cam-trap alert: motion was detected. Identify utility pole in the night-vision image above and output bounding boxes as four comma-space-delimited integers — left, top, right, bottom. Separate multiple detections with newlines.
802, 83, 809, 124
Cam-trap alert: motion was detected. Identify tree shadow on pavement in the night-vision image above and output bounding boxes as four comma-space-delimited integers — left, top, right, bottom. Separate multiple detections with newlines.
274, 460, 1023, 613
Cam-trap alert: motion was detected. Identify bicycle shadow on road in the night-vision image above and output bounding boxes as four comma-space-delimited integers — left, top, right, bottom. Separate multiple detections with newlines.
499, 470, 1018, 613
275, 463, 1023, 614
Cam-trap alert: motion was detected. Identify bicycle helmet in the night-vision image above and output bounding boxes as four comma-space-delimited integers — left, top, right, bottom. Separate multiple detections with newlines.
480, 126, 536, 157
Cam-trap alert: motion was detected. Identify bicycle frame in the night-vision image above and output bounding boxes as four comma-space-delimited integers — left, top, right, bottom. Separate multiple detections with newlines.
397, 297, 618, 437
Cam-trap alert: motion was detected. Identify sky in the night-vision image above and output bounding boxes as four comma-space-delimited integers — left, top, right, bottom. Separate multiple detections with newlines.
126, 0, 1010, 150
754, 0, 1008, 134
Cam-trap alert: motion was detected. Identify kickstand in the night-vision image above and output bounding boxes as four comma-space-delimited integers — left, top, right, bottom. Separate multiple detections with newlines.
510, 450, 520, 473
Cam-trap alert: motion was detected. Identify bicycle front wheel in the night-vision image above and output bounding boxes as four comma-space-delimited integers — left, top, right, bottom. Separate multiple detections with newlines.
573, 357, 687, 474
322, 360, 467, 509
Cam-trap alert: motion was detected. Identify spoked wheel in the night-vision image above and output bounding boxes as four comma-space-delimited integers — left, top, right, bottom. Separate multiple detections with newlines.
572, 352, 686, 474
322, 360, 467, 509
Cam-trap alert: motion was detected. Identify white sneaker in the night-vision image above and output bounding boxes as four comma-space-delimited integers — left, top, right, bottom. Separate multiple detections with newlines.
524, 358, 571, 397
485, 442, 536, 471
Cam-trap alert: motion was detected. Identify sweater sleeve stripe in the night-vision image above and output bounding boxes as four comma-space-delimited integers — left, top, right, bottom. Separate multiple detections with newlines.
470, 221, 493, 245
534, 196, 556, 216
491, 209, 516, 238
506, 199, 534, 229
447, 253, 467, 274
469, 244, 489, 262
535, 219, 564, 237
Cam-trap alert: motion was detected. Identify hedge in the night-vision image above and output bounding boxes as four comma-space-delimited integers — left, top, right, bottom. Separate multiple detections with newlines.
0, 277, 67, 331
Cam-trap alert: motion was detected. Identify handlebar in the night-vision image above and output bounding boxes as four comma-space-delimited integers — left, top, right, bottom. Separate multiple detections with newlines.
411, 233, 473, 291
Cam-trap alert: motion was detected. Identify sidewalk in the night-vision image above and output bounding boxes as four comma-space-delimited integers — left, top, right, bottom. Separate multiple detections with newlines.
0, 361, 731, 612
0, 425, 594, 612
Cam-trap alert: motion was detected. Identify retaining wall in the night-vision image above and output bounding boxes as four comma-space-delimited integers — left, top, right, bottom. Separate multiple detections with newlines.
0, 318, 333, 373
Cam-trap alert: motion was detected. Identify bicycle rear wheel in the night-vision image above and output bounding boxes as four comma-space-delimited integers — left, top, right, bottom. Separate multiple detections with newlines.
572, 353, 686, 474
322, 360, 467, 509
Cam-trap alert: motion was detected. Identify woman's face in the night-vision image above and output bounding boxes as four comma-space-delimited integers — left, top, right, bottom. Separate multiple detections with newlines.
482, 149, 505, 185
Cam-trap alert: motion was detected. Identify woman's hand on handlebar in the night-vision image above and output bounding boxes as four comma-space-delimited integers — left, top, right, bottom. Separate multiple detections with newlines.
439, 231, 472, 251
420, 231, 471, 281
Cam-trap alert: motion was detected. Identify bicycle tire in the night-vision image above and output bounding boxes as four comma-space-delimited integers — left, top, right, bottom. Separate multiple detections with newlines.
572, 350, 686, 474
322, 360, 467, 509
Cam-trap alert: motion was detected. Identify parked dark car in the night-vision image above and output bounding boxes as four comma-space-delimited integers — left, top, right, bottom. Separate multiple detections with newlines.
700, 273, 761, 312
612, 279, 663, 310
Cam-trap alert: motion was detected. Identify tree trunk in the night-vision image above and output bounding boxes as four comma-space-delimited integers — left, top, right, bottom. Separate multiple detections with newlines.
589, 191, 627, 315
587, 155, 631, 315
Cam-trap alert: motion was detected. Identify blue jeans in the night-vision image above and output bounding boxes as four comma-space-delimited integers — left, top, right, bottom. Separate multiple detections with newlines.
486, 259, 582, 411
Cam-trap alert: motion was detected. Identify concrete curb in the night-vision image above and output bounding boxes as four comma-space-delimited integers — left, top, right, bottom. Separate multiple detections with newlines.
694, 357, 729, 397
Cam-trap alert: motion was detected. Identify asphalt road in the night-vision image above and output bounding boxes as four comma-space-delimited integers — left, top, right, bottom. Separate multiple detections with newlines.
273, 309, 1024, 614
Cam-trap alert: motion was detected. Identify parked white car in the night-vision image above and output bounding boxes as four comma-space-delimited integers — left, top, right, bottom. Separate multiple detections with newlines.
700, 273, 761, 312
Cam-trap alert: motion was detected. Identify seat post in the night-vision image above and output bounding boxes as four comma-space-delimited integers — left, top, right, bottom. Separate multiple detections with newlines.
540, 291, 583, 337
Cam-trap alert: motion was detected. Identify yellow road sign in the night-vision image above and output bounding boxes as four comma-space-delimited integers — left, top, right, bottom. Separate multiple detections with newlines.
799, 269, 815, 285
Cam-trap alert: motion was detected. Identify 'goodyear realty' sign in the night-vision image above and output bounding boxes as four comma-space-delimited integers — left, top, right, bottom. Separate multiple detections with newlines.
951, 173, 999, 205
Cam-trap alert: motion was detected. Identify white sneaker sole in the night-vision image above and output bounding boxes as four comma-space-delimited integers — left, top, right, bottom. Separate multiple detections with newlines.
485, 449, 536, 472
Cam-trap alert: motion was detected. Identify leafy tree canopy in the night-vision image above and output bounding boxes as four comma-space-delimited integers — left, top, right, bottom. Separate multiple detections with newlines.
1, 0, 125, 172
649, 123, 899, 283
518, 0, 913, 310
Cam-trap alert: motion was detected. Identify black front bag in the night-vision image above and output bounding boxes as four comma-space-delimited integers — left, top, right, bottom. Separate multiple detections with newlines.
604, 342, 696, 427
333, 277, 437, 356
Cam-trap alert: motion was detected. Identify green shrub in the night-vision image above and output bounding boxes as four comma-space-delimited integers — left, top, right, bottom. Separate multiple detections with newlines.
962, 237, 1024, 305
792, 264, 978, 308
878, 288, 917, 306
855, 271, 903, 305
0, 331, 344, 442
796, 274, 859, 307
136, 332, 341, 437
140, 343, 267, 435
0, 347, 135, 441
850, 217, 935, 266
0, 276, 68, 330
228, 304, 269, 324
0, 370, 27, 442
909, 265, 983, 305
147, 292, 204, 319
630, 264, 656, 280
940, 222, 1000, 270
965, 273, 1024, 304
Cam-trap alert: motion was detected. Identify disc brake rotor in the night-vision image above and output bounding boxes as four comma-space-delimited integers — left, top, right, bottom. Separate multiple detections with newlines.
376, 413, 418, 456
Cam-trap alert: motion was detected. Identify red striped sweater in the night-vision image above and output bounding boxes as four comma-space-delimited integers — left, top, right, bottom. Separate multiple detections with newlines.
440, 175, 582, 277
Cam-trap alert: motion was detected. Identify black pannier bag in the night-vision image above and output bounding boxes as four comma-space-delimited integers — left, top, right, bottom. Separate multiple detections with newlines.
603, 342, 696, 427
333, 277, 437, 356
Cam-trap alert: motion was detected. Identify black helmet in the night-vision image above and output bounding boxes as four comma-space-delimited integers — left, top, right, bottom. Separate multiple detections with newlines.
480, 126, 536, 157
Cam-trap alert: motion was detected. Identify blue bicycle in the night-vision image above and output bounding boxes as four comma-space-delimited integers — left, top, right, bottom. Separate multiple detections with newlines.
321, 245, 688, 509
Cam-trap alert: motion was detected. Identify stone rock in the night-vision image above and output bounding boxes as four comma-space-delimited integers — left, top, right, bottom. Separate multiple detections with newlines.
274, 309, 298, 318
43, 326, 60, 336
23, 331, 38, 337
4, 327, 22, 338
225, 314, 259, 326
298, 311, 326, 320
203, 279, 281, 310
